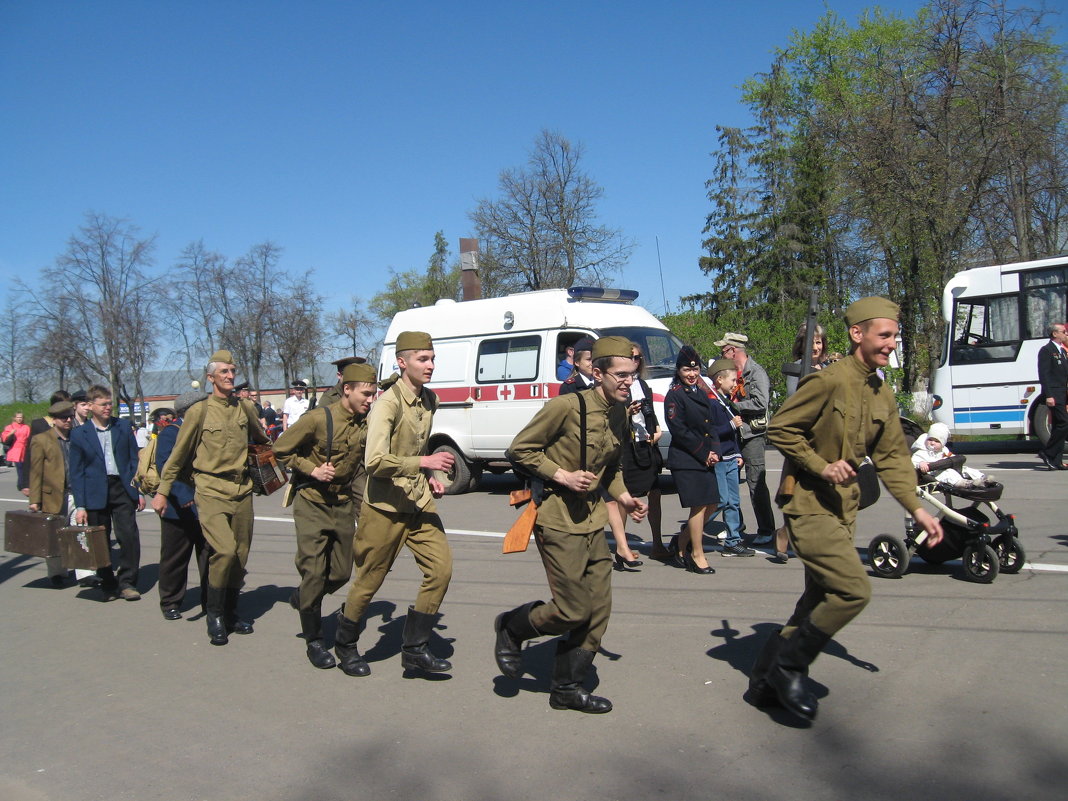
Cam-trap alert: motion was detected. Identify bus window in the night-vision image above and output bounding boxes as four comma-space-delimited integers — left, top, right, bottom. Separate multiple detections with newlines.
949, 296, 1020, 363
1022, 268, 1068, 339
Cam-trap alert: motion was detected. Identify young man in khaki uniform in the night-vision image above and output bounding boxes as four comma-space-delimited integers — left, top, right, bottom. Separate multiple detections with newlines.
494, 336, 647, 714
334, 331, 456, 677
273, 362, 377, 669
152, 350, 270, 646
752, 297, 944, 721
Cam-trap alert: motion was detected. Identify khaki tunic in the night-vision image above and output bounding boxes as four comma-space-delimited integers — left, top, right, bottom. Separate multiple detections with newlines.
507, 388, 628, 532
272, 401, 368, 505
363, 379, 438, 514
317, 382, 343, 408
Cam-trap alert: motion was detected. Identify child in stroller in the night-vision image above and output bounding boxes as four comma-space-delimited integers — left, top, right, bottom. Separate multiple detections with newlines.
911, 423, 998, 497
866, 422, 1023, 582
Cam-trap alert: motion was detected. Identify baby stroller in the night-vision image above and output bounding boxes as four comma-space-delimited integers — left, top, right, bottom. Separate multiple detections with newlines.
867, 455, 1024, 583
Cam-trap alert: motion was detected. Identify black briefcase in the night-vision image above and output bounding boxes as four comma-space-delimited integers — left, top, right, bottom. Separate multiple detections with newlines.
4, 510, 65, 558
59, 525, 111, 570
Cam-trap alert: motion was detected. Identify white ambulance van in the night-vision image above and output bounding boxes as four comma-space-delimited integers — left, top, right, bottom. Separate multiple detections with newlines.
378, 287, 684, 493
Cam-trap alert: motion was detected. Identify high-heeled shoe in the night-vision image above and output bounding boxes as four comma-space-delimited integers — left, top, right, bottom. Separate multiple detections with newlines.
668, 534, 686, 568
683, 551, 715, 575
613, 552, 643, 571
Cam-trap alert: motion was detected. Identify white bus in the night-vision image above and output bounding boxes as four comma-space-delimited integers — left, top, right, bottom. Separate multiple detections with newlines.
930, 254, 1068, 444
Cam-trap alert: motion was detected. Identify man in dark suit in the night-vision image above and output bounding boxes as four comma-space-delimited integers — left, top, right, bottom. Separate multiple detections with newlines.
1037, 322, 1068, 470
70, 385, 144, 601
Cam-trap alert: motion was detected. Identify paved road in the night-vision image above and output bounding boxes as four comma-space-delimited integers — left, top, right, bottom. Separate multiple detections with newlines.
1, 448, 1066, 801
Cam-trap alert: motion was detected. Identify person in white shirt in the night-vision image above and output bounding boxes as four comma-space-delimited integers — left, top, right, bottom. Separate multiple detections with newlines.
282, 380, 310, 430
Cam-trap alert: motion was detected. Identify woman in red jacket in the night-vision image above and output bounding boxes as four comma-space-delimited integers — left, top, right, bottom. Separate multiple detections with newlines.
2, 412, 31, 487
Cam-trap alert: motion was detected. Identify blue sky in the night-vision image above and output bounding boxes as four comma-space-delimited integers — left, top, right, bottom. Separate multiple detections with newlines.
6, 0, 1035, 344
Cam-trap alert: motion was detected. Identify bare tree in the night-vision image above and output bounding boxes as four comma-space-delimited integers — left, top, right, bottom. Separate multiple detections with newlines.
328, 295, 377, 361
165, 240, 229, 379
270, 276, 325, 389
22, 213, 159, 417
469, 130, 634, 295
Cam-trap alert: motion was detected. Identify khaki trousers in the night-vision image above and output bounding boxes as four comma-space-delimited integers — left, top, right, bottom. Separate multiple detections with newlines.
343, 503, 452, 622
196, 491, 253, 589
528, 525, 613, 652
781, 513, 872, 638
293, 493, 355, 612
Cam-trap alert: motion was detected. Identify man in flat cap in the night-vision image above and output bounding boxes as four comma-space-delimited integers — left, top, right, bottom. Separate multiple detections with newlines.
494, 336, 647, 714
152, 350, 270, 645
715, 331, 779, 549
27, 401, 77, 585
155, 389, 209, 621
334, 331, 456, 677
751, 297, 943, 721
273, 362, 378, 670
282, 380, 310, 431
236, 382, 262, 421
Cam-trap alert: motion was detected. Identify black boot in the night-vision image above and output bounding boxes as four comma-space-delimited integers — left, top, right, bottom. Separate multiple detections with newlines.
744, 628, 785, 708
334, 611, 370, 677
494, 601, 543, 678
205, 586, 228, 646
766, 620, 831, 721
300, 609, 336, 669
224, 588, 254, 635
548, 646, 612, 714
400, 606, 451, 673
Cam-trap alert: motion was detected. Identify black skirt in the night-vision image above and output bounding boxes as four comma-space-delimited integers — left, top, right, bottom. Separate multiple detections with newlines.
621, 440, 663, 497
671, 467, 720, 508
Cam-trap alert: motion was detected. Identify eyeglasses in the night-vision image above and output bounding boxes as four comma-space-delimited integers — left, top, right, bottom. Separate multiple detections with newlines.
606, 371, 637, 383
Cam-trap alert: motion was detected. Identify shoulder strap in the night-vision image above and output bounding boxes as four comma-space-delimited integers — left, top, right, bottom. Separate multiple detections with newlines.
576, 392, 587, 472
324, 405, 333, 460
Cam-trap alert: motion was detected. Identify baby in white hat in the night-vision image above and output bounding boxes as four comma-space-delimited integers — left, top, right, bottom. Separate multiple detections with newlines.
911, 422, 993, 488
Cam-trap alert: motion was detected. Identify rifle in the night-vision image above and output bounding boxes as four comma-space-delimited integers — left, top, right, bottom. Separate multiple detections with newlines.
782, 287, 821, 385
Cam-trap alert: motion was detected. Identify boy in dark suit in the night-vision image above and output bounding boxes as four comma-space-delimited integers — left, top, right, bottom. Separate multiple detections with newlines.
69, 385, 144, 601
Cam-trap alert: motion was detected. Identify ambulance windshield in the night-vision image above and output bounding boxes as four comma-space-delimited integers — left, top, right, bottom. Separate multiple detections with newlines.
599, 327, 684, 379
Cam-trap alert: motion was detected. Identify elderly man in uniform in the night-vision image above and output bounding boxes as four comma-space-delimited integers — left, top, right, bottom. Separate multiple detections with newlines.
750, 298, 943, 721
273, 362, 378, 669
151, 350, 270, 646
715, 332, 775, 550
333, 331, 456, 678
282, 380, 309, 430
494, 336, 647, 714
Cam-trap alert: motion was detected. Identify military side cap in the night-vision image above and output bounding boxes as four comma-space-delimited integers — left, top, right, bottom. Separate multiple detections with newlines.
592, 336, 635, 361
707, 358, 737, 376
713, 332, 748, 348
676, 345, 702, 370
341, 363, 377, 384
845, 296, 900, 326
210, 349, 235, 365
396, 331, 433, 352
49, 401, 75, 417
174, 390, 206, 416
332, 355, 367, 367
572, 336, 595, 354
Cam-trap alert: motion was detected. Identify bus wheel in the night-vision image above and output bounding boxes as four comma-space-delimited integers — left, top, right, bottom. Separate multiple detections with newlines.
1031, 403, 1066, 457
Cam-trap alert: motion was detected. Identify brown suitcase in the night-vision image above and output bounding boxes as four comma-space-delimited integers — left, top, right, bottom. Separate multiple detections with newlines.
59, 525, 111, 570
4, 510, 65, 558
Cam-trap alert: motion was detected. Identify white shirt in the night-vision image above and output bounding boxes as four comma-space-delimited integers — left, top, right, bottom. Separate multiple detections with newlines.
282, 395, 309, 427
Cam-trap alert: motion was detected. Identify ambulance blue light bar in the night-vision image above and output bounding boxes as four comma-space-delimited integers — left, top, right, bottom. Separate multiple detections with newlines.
567, 287, 639, 303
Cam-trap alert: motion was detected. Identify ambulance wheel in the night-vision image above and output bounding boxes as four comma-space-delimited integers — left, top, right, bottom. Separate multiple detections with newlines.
433, 444, 473, 495
995, 536, 1026, 574
868, 534, 910, 579
961, 543, 999, 583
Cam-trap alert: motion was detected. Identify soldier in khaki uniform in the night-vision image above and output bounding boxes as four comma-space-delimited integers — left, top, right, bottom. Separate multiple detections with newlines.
317, 355, 369, 408
751, 298, 943, 721
334, 331, 456, 677
494, 336, 647, 714
152, 350, 270, 647
273, 362, 377, 669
